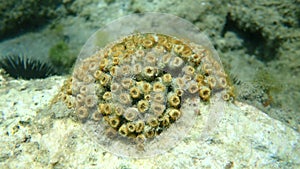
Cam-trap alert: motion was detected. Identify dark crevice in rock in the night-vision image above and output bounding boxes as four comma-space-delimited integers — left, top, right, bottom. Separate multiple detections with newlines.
221, 12, 280, 62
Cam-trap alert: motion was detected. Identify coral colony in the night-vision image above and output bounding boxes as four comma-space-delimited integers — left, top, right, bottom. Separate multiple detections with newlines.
55, 14, 234, 158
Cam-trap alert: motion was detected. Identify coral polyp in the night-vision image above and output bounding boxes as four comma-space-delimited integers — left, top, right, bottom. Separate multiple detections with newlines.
55, 13, 234, 158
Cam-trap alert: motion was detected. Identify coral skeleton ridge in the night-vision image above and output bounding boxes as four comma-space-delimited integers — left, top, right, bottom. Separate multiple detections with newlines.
55, 32, 234, 157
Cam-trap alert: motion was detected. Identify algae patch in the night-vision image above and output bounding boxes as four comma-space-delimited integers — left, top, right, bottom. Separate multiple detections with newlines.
49, 41, 76, 73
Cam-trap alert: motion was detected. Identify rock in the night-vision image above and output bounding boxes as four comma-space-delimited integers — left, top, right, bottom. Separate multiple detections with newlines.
0, 0, 64, 40
1, 1, 299, 131
0, 76, 299, 168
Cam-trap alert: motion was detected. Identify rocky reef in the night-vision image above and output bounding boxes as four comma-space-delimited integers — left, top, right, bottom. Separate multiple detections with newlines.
0, 0, 299, 168
0, 75, 299, 168
50, 13, 234, 157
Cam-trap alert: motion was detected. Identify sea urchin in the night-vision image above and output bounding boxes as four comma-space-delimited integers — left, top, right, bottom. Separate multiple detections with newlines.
0, 55, 56, 80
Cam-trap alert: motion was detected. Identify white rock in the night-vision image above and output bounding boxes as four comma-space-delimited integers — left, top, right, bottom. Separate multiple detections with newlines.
0, 76, 299, 168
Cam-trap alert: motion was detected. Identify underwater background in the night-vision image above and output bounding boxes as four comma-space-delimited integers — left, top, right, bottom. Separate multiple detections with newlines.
0, 0, 299, 168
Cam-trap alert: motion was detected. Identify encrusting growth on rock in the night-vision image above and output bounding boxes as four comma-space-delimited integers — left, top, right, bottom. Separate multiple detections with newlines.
57, 33, 233, 145
53, 13, 234, 158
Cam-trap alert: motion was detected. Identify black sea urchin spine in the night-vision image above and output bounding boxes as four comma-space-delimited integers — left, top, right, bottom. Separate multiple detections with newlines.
0, 55, 56, 79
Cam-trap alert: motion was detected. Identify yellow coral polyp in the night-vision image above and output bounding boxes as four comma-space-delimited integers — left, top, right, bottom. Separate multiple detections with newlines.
130, 87, 141, 99
173, 44, 184, 54
152, 82, 166, 92
145, 53, 157, 65
93, 70, 103, 79
163, 42, 173, 51
140, 82, 152, 94
175, 77, 185, 89
199, 86, 211, 101
118, 124, 128, 137
112, 50, 123, 58
103, 103, 112, 115
124, 108, 138, 121
133, 64, 142, 74
147, 116, 159, 128
160, 115, 170, 127
183, 65, 195, 76
66, 86, 72, 95
143, 66, 156, 78
195, 74, 204, 83
202, 63, 213, 75
92, 111, 102, 121
157, 35, 168, 44
97, 103, 104, 113
83, 74, 94, 83
119, 93, 131, 105
162, 73, 172, 84
168, 108, 181, 121
114, 104, 124, 116
121, 78, 133, 89
135, 134, 146, 144
168, 94, 180, 107
190, 53, 202, 65
207, 76, 217, 89
103, 91, 112, 101
135, 120, 145, 133
99, 73, 111, 86
125, 40, 135, 49
188, 82, 199, 94
112, 57, 120, 65
109, 66, 118, 76
122, 52, 132, 62
153, 45, 165, 53
218, 77, 227, 89
222, 92, 230, 101
181, 46, 193, 58
120, 65, 131, 75
144, 94, 151, 101
60, 93, 68, 103
85, 95, 97, 108
151, 102, 165, 116
142, 39, 154, 48
135, 49, 145, 58
127, 122, 136, 133
88, 60, 98, 72
152, 92, 165, 103
137, 100, 149, 113
112, 44, 125, 51
175, 89, 184, 97
66, 100, 74, 109
170, 57, 184, 69
133, 35, 142, 44
145, 129, 155, 138
170, 38, 182, 45
99, 58, 108, 70
76, 106, 89, 119
110, 83, 120, 93
162, 53, 172, 64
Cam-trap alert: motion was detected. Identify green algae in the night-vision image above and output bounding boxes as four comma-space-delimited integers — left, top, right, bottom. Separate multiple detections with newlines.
49, 41, 76, 73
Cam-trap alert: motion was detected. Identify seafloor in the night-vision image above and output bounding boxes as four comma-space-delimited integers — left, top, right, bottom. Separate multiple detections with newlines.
0, 0, 299, 168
